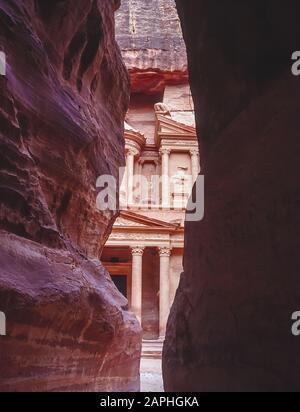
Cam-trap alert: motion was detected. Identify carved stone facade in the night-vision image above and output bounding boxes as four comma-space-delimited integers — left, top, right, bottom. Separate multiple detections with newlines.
102, 85, 199, 340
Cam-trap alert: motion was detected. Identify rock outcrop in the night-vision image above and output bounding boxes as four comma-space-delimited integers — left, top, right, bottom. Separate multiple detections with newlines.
163, 0, 300, 392
0, 0, 141, 392
115, 0, 188, 94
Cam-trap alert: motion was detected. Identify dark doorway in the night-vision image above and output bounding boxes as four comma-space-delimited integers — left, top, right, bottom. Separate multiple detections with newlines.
112, 275, 128, 298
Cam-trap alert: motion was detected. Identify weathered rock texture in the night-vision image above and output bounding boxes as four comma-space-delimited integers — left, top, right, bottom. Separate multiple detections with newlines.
115, 0, 188, 94
0, 0, 141, 392
164, 0, 300, 392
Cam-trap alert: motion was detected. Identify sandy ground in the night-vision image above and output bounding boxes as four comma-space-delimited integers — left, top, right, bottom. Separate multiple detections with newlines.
140, 358, 164, 392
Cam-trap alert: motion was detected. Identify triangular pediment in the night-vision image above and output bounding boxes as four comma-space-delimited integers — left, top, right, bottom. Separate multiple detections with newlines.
114, 211, 181, 231
156, 114, 197, 138
114, 216, 150, 228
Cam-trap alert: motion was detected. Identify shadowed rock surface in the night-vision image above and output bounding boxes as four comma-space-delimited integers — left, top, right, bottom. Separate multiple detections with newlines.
163, 0, 300, 392
0, 0, 141, 392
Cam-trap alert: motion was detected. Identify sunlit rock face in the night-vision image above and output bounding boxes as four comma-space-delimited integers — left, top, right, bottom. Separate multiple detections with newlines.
115, 0, 193, 151
115, 0, 188, 94
0, 0, 141, 392
163, 0, 300, 392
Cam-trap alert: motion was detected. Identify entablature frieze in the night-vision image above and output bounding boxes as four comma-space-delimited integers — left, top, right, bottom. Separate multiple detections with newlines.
160, 140, 199, 152
109, 232, 170, 241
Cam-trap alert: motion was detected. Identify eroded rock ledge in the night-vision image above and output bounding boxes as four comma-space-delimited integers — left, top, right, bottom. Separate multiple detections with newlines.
164, 0, 300, 392
115, 0, 188, 94
0, 0, 141, 392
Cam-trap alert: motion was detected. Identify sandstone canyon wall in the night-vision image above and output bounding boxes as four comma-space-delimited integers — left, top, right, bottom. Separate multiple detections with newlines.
116, 0, 188, 95
0, 0, 141, 392
164, 0, 300, 391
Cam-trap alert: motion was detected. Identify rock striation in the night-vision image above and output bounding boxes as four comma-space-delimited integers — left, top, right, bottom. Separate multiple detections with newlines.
115, 0, 188, 94
163, 0, 300, 392
0, 0, 141, 392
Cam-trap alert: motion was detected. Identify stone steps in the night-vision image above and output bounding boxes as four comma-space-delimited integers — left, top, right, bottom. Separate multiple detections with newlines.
142, 339, 164, 359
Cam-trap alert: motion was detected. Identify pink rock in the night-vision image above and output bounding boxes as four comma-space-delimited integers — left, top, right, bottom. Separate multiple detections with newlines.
0, 0, 141, 392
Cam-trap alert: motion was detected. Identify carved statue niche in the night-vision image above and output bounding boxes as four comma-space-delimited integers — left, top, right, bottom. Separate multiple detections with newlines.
172, 166, 190, 209
174, 166, 188, 180
141, 161, 159, 206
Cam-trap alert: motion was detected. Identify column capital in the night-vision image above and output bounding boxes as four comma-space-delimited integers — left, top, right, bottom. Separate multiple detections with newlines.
158, 247, 172, 257
159, 148, 171, 156
127, 148, 137, 157
190, 149, 199, 157
131, 246, 145, 256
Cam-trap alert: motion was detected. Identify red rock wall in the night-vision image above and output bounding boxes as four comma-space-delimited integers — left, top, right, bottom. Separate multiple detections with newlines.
163, 0, 300, 392
115, 0, 188, 94
0, 0, 141, 392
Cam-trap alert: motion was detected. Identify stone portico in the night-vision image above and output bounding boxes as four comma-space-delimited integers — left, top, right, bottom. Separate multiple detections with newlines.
103, 211, 184, 338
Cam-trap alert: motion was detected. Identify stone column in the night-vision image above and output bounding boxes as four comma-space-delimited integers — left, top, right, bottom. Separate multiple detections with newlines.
190, 149, 200, 184
160, 148, 171, 209
159, 247, 171, 338
136, 159, 143, 206
131, 246, 145, 325
153, 160, 160, 207
127, 150, 135, 206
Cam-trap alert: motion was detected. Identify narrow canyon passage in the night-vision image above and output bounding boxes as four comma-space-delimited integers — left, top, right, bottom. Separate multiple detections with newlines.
0, 0, 299, 394
140, 357, 164, 392
102, 0, 196, 391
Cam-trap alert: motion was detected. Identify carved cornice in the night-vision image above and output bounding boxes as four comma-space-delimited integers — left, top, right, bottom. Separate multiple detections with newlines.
155, 113, 197, 146
125, 128, 146, 148
161, 139, 198, 149
111, 233, 170, 241
139, 158, 159, 167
